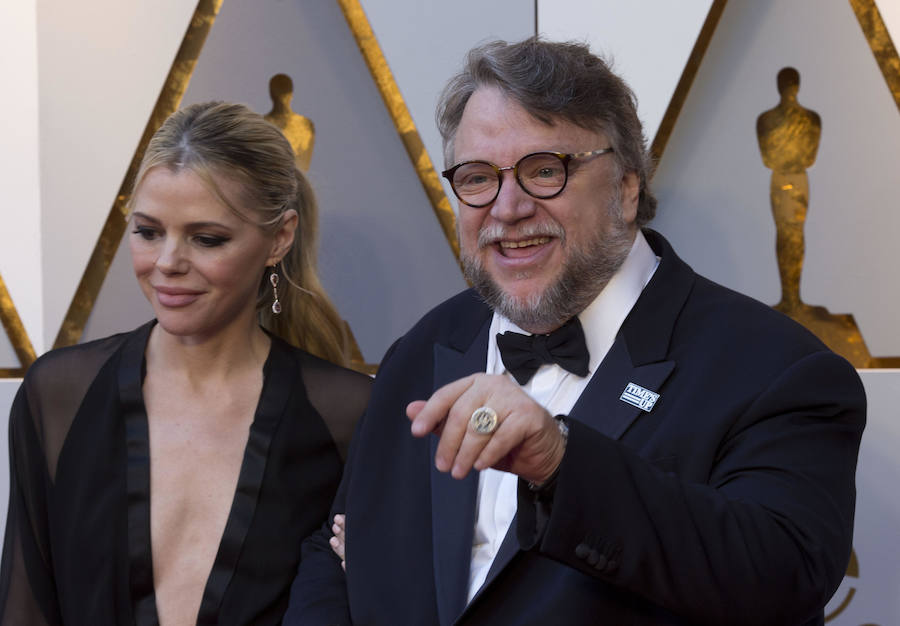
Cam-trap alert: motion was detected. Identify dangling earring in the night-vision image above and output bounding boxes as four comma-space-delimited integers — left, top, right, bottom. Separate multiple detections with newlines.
270, 265, 282, 314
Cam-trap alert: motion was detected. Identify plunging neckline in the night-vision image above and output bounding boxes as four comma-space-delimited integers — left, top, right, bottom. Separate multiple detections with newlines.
116, 321, 292, 625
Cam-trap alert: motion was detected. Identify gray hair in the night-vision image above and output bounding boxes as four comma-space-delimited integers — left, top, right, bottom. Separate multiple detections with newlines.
436, 37, 657, 226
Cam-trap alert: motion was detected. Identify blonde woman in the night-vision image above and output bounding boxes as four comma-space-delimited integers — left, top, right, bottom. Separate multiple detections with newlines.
0, 102, 370, 625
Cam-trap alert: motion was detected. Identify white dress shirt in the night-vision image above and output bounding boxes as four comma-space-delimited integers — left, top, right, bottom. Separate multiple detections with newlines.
466, 230, 660, 602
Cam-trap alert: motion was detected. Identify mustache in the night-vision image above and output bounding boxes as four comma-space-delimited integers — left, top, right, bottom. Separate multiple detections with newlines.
476, 222, 566, 249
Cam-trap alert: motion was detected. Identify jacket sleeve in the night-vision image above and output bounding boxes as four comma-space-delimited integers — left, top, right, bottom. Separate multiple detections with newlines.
0, 384, 61, 626
516, 350, 865, 626
284, 502, 352, 623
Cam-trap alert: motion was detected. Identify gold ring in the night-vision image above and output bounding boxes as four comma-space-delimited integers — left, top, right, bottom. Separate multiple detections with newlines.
470, 406, 499, 434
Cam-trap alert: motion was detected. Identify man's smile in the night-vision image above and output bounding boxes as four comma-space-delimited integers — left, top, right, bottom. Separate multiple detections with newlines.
499, 237, 551, 250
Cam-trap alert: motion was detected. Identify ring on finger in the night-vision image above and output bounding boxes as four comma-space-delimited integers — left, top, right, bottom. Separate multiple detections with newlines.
469, 406, 499, 435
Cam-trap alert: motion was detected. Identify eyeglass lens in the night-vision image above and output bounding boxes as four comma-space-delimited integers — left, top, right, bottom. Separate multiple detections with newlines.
450, 152, 567, 206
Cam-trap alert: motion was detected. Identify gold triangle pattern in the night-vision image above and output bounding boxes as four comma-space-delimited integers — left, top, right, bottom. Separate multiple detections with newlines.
851, 0, 900, 114
849, 0, 900, 367
650, 0, 727, 161
0, 272, 36, 377
337, 0, 461, 262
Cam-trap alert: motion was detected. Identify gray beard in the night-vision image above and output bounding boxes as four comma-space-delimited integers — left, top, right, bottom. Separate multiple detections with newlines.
461, 205, 634, 333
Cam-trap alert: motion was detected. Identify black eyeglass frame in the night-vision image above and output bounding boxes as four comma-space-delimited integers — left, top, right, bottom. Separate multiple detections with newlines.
441, 147, 614, 208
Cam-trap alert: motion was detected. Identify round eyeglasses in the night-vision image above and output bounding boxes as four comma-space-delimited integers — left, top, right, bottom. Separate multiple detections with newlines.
441, 148, 614, 208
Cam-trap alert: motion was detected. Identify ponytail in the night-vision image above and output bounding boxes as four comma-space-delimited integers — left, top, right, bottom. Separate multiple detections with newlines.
257, 169, 351, 366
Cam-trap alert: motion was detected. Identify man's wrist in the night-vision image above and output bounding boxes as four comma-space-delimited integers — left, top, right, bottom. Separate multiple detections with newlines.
528, 415, 569, 492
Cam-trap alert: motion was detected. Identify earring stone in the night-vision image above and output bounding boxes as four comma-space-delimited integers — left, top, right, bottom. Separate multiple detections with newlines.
270, 270, 282, 314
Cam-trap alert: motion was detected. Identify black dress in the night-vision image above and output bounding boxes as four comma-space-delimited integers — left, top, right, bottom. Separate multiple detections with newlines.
0, 321, 371, 625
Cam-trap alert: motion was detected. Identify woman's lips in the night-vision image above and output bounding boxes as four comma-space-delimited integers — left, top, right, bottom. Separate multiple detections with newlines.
153, 286, 203, 307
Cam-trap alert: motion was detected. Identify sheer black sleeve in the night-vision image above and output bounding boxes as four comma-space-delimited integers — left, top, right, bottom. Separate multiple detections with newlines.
297, 352, 372, 463
0, 336, 123, 625
285, 339, 401, 625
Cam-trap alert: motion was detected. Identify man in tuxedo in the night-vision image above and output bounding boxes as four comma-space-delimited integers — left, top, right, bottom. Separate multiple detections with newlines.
287, 38, 865, 625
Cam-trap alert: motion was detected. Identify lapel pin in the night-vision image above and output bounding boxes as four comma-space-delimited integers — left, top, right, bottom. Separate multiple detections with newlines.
620, 382, 660, 412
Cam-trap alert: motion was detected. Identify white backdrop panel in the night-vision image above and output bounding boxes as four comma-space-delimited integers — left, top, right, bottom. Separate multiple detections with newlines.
538, 0, 714, 145
0, 0, 42, 361
824, 370, 900, 624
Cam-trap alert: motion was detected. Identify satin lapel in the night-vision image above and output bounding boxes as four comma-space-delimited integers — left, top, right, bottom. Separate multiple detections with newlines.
566, 229, 695, 440
570, 334, 674, 440
431, 318, 491, 626
568, 227, 695, 439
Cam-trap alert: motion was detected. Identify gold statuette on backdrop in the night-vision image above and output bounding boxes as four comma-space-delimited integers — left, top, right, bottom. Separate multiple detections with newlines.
756, 67, 821, 316
756, 68, 896, 368
265, 73, 316, 172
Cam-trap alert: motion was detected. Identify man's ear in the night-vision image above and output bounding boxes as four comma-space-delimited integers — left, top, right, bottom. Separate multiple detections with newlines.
267, 208, 299, 266
621, 171, 640, 224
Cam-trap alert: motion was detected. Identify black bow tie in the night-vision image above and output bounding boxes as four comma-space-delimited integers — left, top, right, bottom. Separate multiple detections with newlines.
496, 317, 590, 385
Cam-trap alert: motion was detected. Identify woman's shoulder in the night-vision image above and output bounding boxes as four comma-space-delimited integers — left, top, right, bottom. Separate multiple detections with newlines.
20, 324, 152, 428
24, 325, 144, 390
12, 324, 151, 468
274, 336, 373, 390
273, 337, 372, 461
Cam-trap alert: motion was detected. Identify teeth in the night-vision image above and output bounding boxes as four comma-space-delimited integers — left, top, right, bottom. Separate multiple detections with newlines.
500, 237, 550, 249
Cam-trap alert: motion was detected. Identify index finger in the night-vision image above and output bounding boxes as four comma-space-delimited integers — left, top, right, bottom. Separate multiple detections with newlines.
409, 375, 478, 437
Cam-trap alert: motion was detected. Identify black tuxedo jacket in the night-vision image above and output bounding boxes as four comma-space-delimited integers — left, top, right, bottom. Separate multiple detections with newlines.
287, 230, 865, 625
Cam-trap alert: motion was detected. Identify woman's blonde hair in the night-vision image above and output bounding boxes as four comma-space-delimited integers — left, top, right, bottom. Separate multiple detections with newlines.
130, 101, 350, 366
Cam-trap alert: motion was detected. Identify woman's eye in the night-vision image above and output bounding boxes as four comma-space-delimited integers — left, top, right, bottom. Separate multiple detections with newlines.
132, 226, 158, 240
195, 235, 229, 247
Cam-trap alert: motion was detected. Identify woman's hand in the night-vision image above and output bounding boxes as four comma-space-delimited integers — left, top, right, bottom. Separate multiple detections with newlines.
329, 514, 346, 571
